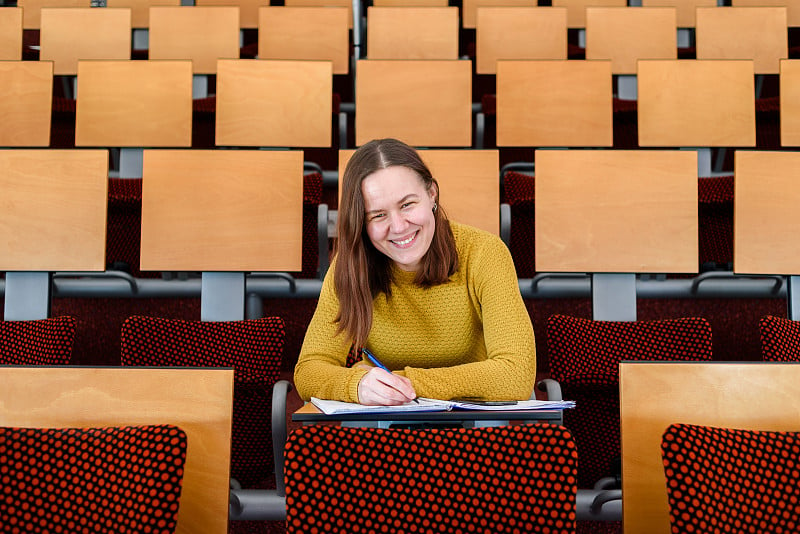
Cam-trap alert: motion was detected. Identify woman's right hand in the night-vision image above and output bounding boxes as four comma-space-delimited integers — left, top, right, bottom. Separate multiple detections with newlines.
357, 367, 417, 405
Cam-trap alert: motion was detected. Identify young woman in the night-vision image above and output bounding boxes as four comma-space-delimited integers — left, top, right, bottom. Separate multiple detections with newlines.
294, 139, 536, 405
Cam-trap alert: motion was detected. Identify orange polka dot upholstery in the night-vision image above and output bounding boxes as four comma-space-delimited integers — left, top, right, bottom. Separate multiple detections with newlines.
285, 423, 578, 534
120, 315, 285, 488
547, 315, 713, 488
0, 316, 76, 365
0, 424, 187, 533
759, 315, 800, 361
661, 423, 800, 533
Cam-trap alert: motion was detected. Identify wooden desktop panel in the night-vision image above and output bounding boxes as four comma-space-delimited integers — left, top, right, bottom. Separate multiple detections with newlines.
0, 60, 52, 146
695, 7, 788, 74
781, 59, 800, 146
461, 0, 536, 30
149, 6, 240, 74
0, 7, 22, 60
284, 0, 352, 29
374, 0, 448, 6
17, 0, 89, 29
637, 59, 756, 147
620, 362, 800, 534
496, 59, 613, 147
258, 6, 349, 75
75, 60, 192, 147
105, 0, 180, 28
140, 149, 304, 272
0, 367, 234, 534
733, 0, 800, 28
641, 0, 716, 28
551, 0, 626, 28
0, 149, 108, 272
338, 149, 500, 235
367, 7, 458, 60
39, 8, 131, 75
195, 0, 265, 29
215, 59, 332, 147
475, 7, 567, 75
733, 151, 800, 275
585, 7, 677, 74
535, 149, 698, 274
355, 60, 472, 147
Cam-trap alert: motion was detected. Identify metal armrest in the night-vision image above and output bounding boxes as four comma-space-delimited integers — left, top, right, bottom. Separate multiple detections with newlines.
576, 489, 622, 522
229, 489, 287, 521
536, 378, 563, 401
272, 379, 292, 497
500, 203, 511, 247
318, 204, 330, 280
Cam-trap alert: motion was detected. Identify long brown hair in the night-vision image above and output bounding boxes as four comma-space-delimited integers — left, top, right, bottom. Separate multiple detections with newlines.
334, 138, 458, 348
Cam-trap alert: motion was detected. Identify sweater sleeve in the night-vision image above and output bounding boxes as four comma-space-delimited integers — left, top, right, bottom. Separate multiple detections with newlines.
403, 236, 537, 400
293, 264, 368, 403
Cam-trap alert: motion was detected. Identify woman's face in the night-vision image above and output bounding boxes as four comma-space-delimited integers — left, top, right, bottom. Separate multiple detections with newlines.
361, 165, 437, 272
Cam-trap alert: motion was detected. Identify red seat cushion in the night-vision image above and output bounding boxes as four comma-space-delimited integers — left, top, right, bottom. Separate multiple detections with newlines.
759, 315, 800, 362
0, 316, 76, 365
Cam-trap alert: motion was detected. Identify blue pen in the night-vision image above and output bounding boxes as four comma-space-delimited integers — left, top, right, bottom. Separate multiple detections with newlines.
361, 348, 419, 404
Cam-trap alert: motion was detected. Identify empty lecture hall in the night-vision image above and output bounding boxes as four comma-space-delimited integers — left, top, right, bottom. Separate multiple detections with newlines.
1, 0, 800, 532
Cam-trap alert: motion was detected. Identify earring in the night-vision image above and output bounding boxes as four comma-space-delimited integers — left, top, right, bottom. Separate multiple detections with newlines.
432, 202, 438, 213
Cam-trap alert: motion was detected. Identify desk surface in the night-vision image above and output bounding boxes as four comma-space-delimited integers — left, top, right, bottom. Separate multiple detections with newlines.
292, 402, 563, 423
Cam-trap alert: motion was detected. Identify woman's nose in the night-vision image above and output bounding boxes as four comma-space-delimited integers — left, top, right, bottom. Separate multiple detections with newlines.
388, 211, 408, 233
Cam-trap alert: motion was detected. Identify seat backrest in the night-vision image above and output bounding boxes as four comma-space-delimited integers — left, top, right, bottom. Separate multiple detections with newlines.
0, 316, 76, 364
105, 0, 180, 29
121, 315, 285, 487
0, 366, 234, 534
284, 423, 578, 533
760, 315, 800, 361
0, 61, 53, 146
39, 8, 131, 76
75, 60, 192, 147
781, 59, 800, 146
148, 6, 240, 74
637, 59, 755, 147
620, 361, 800, 534
475, 6, 567, 75
355, 59, 472, 147
0, 424, 188, 533
547, 314, 713, 487
662, 423, 800, 533
696, 6, 787, 74
0, 7, 22, 60
366, 6, 458, 60
284, 0, 353, 29
17, 0, 89, 30
640, 0, 716, 28
258, 6, 349, 74
338, 148, 500, 235
496, 59, 613, 147
585, 6, 676, 74
215, 59, 332, 148
551, 0, 626, 29
461, 0, 536, 30
374, 0, 447, 5
195, 0, 262, 29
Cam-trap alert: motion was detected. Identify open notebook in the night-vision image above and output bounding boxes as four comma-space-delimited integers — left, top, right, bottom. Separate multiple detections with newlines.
310, 397, 575, 415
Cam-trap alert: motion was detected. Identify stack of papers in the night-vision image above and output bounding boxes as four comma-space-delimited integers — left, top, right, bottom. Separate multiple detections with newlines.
310, 397, 576, 416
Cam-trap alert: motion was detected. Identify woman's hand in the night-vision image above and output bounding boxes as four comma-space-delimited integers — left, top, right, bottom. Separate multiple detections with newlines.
357, 367, 417, 405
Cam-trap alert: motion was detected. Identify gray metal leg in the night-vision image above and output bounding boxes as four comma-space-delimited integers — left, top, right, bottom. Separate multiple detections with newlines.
201, 272, 245, 321
119, 148, 144, 179
592, 273, 636, 322
4, 272, 51, 321
788, 276, 800, 321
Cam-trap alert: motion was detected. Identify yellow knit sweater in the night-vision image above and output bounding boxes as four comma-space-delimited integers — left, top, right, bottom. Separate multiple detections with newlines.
294, 222, 536, 403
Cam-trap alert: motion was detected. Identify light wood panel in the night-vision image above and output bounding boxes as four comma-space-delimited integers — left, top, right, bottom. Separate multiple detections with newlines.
284, 0, 352, 29
40, 8, 131, 75
782, 59, 800, 146
585, 7, 676, 74
733, 151, 800, 275
367, 7, 458, 60
0, 150, 107, 272
374, 0, 447, 5
0, 367, 234, 534
258, 6, 349, 75
140, 149, 303, 272
75, 60, 192, 147
620, 362, 800, 534
641, 0, 716, 27
637, 59, 755, 147
0, 60, 52, 146
462, 0, 536, 29
733, 0, 800, 27
17, 0, 89, 29
338, 149, 500, 235
105, 0, 180, 28
0, 7, 22, 60
195, 0, 265, 29
535, 149, 697, 273
496, 59, 613, 147
216, 59, 332, 147
696, 7, 787, 74
148, 6, 239, 74
551, 0, 626, 28
355, 59, 472, 147
475, 7, 567, 75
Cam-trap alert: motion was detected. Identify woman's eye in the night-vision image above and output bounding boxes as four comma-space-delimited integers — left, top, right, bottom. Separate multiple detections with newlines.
401, 202, 414, 209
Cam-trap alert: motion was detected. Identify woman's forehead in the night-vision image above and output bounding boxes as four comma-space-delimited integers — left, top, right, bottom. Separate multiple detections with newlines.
361, 166, 428, 203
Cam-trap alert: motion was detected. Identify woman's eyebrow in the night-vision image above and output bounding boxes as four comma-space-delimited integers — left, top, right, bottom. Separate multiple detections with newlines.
365, 194, 419, 215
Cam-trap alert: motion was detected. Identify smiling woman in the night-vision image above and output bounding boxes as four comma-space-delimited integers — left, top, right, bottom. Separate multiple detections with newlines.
294, 138, 536, 406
